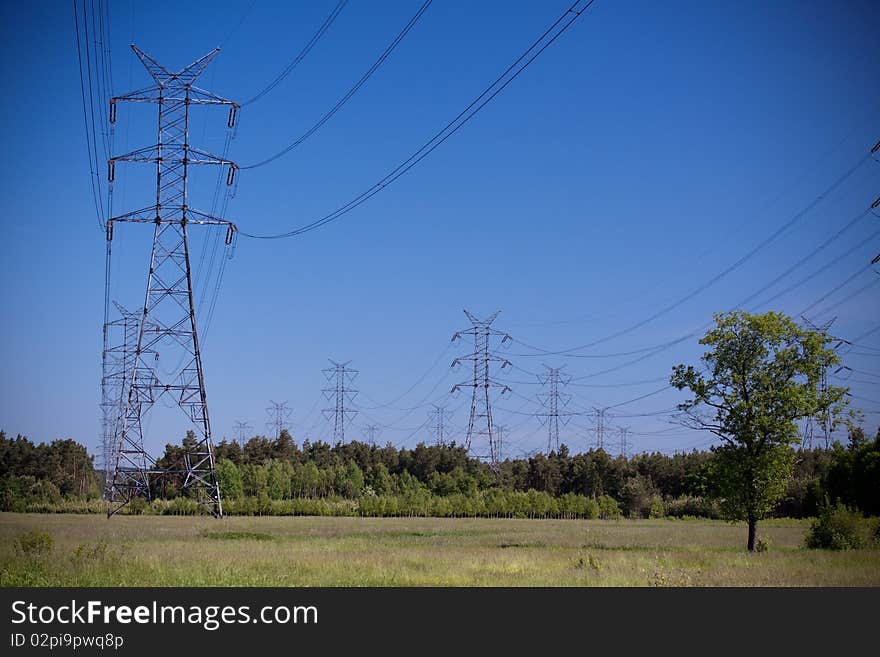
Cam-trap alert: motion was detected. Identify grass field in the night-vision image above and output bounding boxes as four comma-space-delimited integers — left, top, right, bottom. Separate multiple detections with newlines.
1, 513, 878, 586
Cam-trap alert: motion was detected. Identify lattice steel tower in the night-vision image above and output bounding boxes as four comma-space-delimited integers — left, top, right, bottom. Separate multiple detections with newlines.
537, 365, 572, 453
322, 360, 359, 443
233, 420, 253, 443
363, 424, 380, 446
451, 310, 512, 471
100, 302, 143, 499
265, 401, 292, 440
592, 407, 610, 450
428, 404, 452, 446
801, 316, 837, 449
104, 46, 239, 517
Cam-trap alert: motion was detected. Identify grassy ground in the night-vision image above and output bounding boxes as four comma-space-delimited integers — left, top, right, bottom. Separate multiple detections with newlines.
1, 513, 878, 586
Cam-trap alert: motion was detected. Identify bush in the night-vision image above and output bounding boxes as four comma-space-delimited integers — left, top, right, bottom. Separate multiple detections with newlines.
15, 530, 53, 559
648, 495, 666, 519
126, 496, 149, 515
805, 502, 868, 550
597, 495, 622, 519
665, 496, 722, 519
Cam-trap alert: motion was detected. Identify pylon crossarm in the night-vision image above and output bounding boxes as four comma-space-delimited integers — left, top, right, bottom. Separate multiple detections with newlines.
108, 214, 237, 228
109, 145, 237, 169
112, 89, 237, 108
110, 85, 162, 108
188, 86, 239, 107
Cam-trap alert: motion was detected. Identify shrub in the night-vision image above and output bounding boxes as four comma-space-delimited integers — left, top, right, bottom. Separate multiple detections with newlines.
15, 530, 53, 559
161, 497, 201, 516
597, 495, 622, 519
127, 496, 149, 515
648, 495, 666, 519
805, 502, 867, 550
665, 496, 722, 519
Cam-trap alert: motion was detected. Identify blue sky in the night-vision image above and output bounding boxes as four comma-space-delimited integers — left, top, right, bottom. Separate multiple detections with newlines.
0, 0, 878, 462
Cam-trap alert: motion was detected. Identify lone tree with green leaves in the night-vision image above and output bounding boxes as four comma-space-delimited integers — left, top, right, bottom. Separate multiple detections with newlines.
670, 311, 848, 552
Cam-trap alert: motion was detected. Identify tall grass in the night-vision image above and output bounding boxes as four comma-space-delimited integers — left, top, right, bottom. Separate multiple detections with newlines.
1, 514, 878, 587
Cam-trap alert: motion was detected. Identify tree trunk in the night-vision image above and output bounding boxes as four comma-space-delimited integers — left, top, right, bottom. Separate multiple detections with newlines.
747, 516, 757, 552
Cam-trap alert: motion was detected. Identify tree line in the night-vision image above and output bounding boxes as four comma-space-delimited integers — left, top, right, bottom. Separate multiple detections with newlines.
2, 426, 877, 519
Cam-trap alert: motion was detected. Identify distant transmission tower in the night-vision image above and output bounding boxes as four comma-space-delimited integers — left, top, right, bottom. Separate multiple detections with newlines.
105, 46, 239, 518
495, 424, 505, 462
322, 360, 359, 443
265, 401, 292, 440
536, 365, 572, 452
618, 426, 630, 458
233, 420, 253, 443
363, 424, 380, 446
428, 404, 452, 446
592, 407, 610, 450
451, 310, 512, 472
100, 302, 143, 499
801, 316, 838, 448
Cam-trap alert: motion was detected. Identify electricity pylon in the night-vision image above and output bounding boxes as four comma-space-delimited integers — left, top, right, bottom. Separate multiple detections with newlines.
363, 424, 380, 446
536, 365, 572, 452
322, 360, 358, 443
233, 420, 253, 443
265, 401, 292, 440
105, 46, 239, 517
100, 302, 143, 499
451, 310, 512, 472
618, 426, 630, 458
801, 316, 839, 448
429, 404, 452, 446
592, 407, 610, 450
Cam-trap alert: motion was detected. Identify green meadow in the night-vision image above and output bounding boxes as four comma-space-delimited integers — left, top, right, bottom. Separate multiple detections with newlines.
1, 513, 878, 587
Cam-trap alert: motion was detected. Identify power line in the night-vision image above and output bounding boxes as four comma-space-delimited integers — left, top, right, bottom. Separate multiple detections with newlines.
73, 0, 106, 231
505, 195, 880, 383
357, 343, 453, 410
503, 150, 873, 357
239, 0, 597, 237
218, 0, 258, 48
800, 263, 875, 317
242, 0, 348, 106
810, 275, 880, 319
241, 0, 432, 167
752, 225, 880, 311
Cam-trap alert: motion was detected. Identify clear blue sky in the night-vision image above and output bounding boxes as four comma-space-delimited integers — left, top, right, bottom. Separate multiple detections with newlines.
1, 0, 878, 462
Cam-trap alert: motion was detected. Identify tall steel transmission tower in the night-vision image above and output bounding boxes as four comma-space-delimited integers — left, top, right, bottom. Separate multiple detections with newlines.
536, 365, 572, 453
801, 316, 839, 449
428, 404, 452, 446
592, 407, 610, 450
233, 420, 253, 443
494, 424, 505, 462
100, 302, 144, 498
618, 426, 630, 458
363, 424, 380, 446
265, 401, 292, 440
451, 310, 512, 471
322, 360, 359, 443
104, 46, 239, 517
